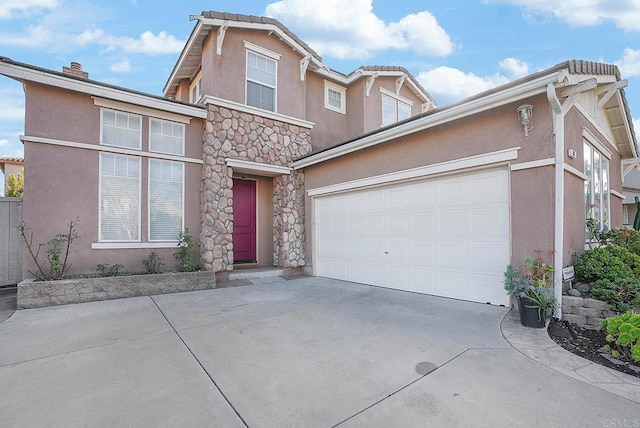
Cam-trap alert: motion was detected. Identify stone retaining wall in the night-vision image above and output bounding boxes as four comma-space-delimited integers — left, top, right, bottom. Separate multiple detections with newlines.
562, 295, 616, 329
17, 271, 216, 309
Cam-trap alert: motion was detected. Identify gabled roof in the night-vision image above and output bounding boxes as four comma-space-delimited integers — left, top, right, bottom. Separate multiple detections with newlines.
163, 11, 434, 106
293, 60, 638, 168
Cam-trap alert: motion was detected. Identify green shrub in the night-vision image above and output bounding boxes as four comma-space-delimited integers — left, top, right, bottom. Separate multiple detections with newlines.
601, 312, 640, 363
597, 228, 640, 256
174, 229, 198, 272
590, 278, 640, 313
574, 246, 640, 283
96, 263, 123, 277
143, 252, 164, 274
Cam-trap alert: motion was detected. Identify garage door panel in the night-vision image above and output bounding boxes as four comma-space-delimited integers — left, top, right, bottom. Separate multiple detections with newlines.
368, 215, 386, 235
409, 240, 437, 264
439, 240, 468, 266
412, 211, 437, 235
366, 190, 386, 211
471, 206, 509, 235
469, 273, 509, 305
470, 241, 510, 269
388, 240, 409, 262
316, 167, 509, 306
366, 240, 387, 262
438, 270, 469, 299
410, 183, 437, 208
409, 268, 438, 294
440, 209, 468, 234
440, 178, 468, 204
471, 171, 509, 203
388, 213, 409, 235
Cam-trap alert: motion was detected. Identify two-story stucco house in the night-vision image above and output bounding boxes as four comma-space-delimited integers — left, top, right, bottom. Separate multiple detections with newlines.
0, 10, 636, 315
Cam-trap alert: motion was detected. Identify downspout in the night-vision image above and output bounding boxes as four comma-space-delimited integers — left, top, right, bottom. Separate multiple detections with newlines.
547, 83, 564, 319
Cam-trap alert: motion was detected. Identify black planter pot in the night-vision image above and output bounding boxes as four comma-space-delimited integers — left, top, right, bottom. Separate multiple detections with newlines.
518, 297, 546, 328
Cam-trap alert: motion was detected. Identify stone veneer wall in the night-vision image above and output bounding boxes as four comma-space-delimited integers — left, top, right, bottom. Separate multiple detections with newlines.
562, 295, 617, 329
200, 105, 312, 272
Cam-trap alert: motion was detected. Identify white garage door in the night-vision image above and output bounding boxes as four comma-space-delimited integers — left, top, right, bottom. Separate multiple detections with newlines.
315, 168, 510, 306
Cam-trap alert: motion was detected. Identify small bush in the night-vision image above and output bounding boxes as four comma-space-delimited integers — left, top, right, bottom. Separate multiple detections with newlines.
174, 229, 198, 272
574, 246, 640, 283
590, 278, 640, 313
601, 312, 640, 363
597, 228, 640, 257
96, 263, 123, 277
143, 252, 164, 274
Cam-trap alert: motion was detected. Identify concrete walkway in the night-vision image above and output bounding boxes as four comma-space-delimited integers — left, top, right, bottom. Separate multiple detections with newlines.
501, 310, 640, 404
1, 276, 639, 427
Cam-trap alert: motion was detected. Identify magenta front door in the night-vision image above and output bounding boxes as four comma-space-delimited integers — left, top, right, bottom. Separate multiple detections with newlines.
233, 178, 257, 262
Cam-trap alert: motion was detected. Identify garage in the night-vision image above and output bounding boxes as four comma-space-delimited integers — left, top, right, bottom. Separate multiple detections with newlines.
314, 167, 510, 306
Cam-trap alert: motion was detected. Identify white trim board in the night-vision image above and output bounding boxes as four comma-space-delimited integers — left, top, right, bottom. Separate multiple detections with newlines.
510, 158, 555, 171
92, 242, 179, 250
202, 95, 314, 129
307, 147, 519, 197
564, 164, 587, 180
611, 189, 625, 200
93, 97, 192, 124
226, 158, 292, 177
21, 135, 204, 164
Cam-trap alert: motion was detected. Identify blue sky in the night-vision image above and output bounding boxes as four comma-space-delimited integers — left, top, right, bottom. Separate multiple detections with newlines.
1, 0, 640, 172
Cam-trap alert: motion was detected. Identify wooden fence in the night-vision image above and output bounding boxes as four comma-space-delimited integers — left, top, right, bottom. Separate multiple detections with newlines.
0, 198, 22, 286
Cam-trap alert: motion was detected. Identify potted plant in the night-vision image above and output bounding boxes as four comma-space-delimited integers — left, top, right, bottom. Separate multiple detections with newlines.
504, 251, 556, 328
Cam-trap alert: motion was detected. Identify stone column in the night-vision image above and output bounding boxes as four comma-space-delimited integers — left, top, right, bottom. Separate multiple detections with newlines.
273, 170, 306, 268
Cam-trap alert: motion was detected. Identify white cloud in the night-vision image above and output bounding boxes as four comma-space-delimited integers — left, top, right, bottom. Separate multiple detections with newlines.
265, 0, 454, 59
110, 59, 131, 73
616, 48, 640, 78
417, 66, 510, 105
490, 0, 640, 31
75, 28, 184, 55
0, 24, 54, 47
0, 139, 8, 147
634, 118, 640, 135
499, 57, 529, 78
0, 0, 58, 19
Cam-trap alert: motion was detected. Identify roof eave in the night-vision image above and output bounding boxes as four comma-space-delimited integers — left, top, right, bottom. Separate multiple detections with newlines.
292, 70, 566, 169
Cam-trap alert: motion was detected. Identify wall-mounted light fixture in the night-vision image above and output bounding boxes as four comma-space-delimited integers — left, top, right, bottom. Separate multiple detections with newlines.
516, 104, 534, 138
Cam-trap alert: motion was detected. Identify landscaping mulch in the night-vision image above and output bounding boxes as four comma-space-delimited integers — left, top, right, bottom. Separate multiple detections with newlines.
548, 319, 640, 378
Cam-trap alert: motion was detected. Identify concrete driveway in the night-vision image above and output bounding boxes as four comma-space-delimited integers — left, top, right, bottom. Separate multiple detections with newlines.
0, 276, 638, 427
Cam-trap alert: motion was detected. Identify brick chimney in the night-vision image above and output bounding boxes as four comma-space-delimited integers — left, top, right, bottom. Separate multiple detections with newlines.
62, 62, 89, 79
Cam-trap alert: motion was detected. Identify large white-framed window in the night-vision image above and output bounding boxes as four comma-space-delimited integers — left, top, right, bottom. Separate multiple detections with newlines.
100, 108, 142, 149
324, 80, 346, 114
246, 46, 278, 112
584, 142, 610, 236
99, 153, 141, 242
149, 118, 185, 156
381, 89, 413, 126
149, 159, 184, 241
189, 73, 202, 104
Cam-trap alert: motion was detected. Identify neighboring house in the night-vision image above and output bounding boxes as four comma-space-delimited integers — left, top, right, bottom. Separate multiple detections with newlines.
0, 157, 24, 196
622, 167, 640, 227
0, 11, 636, 315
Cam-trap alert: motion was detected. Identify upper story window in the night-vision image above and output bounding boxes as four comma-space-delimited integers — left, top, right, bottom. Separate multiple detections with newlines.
381, 89, 413, 127
584, 141, 610, 236
245, 42, 279, 112
324, 80, 346, 114
100, 109, 141, 149
149, 118, 185, 156
189, 74, 202, 104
